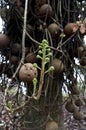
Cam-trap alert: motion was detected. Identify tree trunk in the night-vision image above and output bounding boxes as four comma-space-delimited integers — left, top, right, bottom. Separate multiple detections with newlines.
57, 82, 65, 130
52, 75, 65, 130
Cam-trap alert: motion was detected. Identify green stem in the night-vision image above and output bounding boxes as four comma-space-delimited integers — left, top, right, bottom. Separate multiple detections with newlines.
34, 46, 46, 100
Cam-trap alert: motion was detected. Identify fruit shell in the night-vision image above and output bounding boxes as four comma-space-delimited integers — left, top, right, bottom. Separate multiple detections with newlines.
48, 23, 60, 38
77, 46, 84, 59
73, 109, 83, 120
75, 98, 84, 106
9, 55, 19, 65
35, 0, 46, 6
25, 52, 37, 63
0, 34, 10, 48
52, 58, 64, 74
65, 100, 76, 113
64, 23, 78, 37
80, 23, 86, 34
46, 120, 58, 130
11, 43, 22, 55
19, 63, 38, 83
79, 57, 86, 66
39, 4, 53, 18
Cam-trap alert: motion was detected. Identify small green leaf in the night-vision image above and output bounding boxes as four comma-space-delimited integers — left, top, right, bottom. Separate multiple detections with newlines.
47, 52, 52, 56
36, 55, 42, 59
33, 78, 37, 85
49, 66, 55, 71
47, 48, 51, 52
8, 101, 13, 109
60, 33, 65, 38
45, 57, 50, 62
42, 39, 48, 45
33, 63, 38, 68
38, 50, 43, 54
39, 45, 42, 49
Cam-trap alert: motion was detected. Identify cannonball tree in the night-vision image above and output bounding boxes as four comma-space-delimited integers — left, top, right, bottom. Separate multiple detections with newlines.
0, 0, 86, 130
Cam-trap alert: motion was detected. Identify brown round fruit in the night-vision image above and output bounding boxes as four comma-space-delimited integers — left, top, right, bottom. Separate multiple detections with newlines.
64, 23, 78, 37
48, 23, 60, 38
73, 109, 83, 120
0, 34, 10, 48
79, 57, 86, 66
52, 58, 64, 74
9, 55, 19, 65
46, 120, 58, 130
77, 46, 84, 59
35, 0, 46, 6
19, 63, 38, 83
80, 23, 86, 34
25, 52, 37, 63
11, 43, 22, 55
65, 100, 76, 113
39, 4, 53, 18
75, 98, 83, 106
69, 84, 80, 95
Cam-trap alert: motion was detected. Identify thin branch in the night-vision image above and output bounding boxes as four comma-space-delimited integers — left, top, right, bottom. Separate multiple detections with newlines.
11, 0, 28, 79
26, 30, 76, 52
13, 96, 32, 112
3, 0, 29, 112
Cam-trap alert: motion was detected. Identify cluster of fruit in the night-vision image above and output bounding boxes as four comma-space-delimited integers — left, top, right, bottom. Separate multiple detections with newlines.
0, 0, 85, 87
65, 95, 85, 120
0, 1, 86, 129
